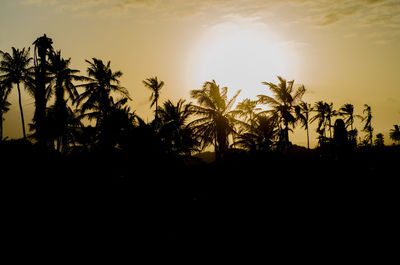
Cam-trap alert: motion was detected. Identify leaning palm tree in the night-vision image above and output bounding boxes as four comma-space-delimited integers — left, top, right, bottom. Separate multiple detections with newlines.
143, 76, 164, 120
257, 76, 305, 149
76, 58, 130, 148
295, 101, 313, 150
47, 51, 83, 151
189, 80, 241, 158
0, 81, 12, 141
389, 125, 400, 145
0, 47, 32, 139
361, 104, 373, 146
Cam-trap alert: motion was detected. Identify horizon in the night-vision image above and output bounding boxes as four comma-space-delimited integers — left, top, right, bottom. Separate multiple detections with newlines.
1, 0, 400, 146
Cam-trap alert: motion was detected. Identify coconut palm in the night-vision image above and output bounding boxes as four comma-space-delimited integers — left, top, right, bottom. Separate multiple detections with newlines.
32, 34, 54, 146
257, 76, 305, 149
339, 103, 355, 130
295, 101, 313, 150
325, 102, 337, 138
76, 58, 130, 148
0, 81, 12, 141
234, 114, 277, 152
143, 76, 164, 120
310, 101, 327, 139
189, 80, 241, 158
157, 99, 199, 155
231, 98, 261, 125
361, 104, 373, 146
0, 47, 32, 139
47, 51, 83, 151
389, 125, 400, 145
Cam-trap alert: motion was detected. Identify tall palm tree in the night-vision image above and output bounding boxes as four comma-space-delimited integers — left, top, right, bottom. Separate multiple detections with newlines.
311, 101, 327, 140
47, 51, 83, 151
257, 76, 305, 149
389, 125, 400, 145
0, 47, 32, 139
33, 34, 53, 146
361, 104, 373, 146
0, 81, 12, 141
189, 80, 241, 158
295, 101, 313, 150
143, 76, 164, 120
76, 58, 130, 147
325, 102, 337, 138
157, 99, 199, 155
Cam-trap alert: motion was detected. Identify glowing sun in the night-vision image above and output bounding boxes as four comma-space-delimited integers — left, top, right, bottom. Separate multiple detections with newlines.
192, 22, 293, 101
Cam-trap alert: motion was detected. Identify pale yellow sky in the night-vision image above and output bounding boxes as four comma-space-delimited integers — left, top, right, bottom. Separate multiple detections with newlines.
1, 0, 399, 146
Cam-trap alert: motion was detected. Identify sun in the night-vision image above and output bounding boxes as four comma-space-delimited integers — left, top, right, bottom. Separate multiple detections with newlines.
191, 22, 293, 102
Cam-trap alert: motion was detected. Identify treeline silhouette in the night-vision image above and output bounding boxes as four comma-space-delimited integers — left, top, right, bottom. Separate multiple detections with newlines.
1, 35, 399, 248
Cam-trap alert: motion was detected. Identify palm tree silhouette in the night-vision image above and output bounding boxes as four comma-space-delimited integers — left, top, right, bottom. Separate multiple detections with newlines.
310, 101, 327, 141
143, 76, 164, 120
157, 99, 199, 155
32, 34, 53, 146
234, 114, 277, 152
189, 80, 241, 158
339, 104, 355, 130
76, 58, 130, 148
389, 125, 400, 145
361, 104, 373, 146
257, 76, 305, 149
0, 47, 33, 139
295, 102, 313, 150
0, 81, 12, 141
48, 51, 83, 151
231, 98, 261, 125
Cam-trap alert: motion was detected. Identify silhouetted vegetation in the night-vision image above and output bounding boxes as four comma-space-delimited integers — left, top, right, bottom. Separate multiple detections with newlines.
1, 35, 399, 245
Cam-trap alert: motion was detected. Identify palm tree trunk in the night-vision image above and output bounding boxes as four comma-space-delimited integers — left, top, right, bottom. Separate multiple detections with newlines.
0, 112, 3, 141
306, 124, 310, 150
17, 83, 26, 139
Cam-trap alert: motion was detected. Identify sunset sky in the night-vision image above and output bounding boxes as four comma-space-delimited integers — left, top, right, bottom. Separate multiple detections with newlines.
1, 0, 399, 146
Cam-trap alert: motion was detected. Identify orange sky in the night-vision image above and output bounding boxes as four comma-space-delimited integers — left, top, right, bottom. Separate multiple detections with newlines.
1, 0, 400, 146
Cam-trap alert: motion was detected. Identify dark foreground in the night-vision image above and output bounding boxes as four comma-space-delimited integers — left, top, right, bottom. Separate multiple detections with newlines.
1, 141, 399, 258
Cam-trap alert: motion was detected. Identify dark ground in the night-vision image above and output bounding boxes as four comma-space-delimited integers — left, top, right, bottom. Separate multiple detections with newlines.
1, 140, 399, 258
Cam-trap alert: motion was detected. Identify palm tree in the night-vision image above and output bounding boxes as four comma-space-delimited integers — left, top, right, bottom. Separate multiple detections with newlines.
311, 101, 327, 141
76, 58, 130, 148
257, 76, 305, 149
32, 34, 53, 146
361, 104, 373, 146
389, 125, 400, 145
47, 51, 83, 151
157, 99, 199, 155
189, 80, 241, 158
0, 81, 12, 141
234, 114, 277, 152
295, 102, 313, 150
339, 104, 355, 130
0, 47, 32, 139
231, 98, 261, 125
325, 102, 337, 138
143, 76, 164, 120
